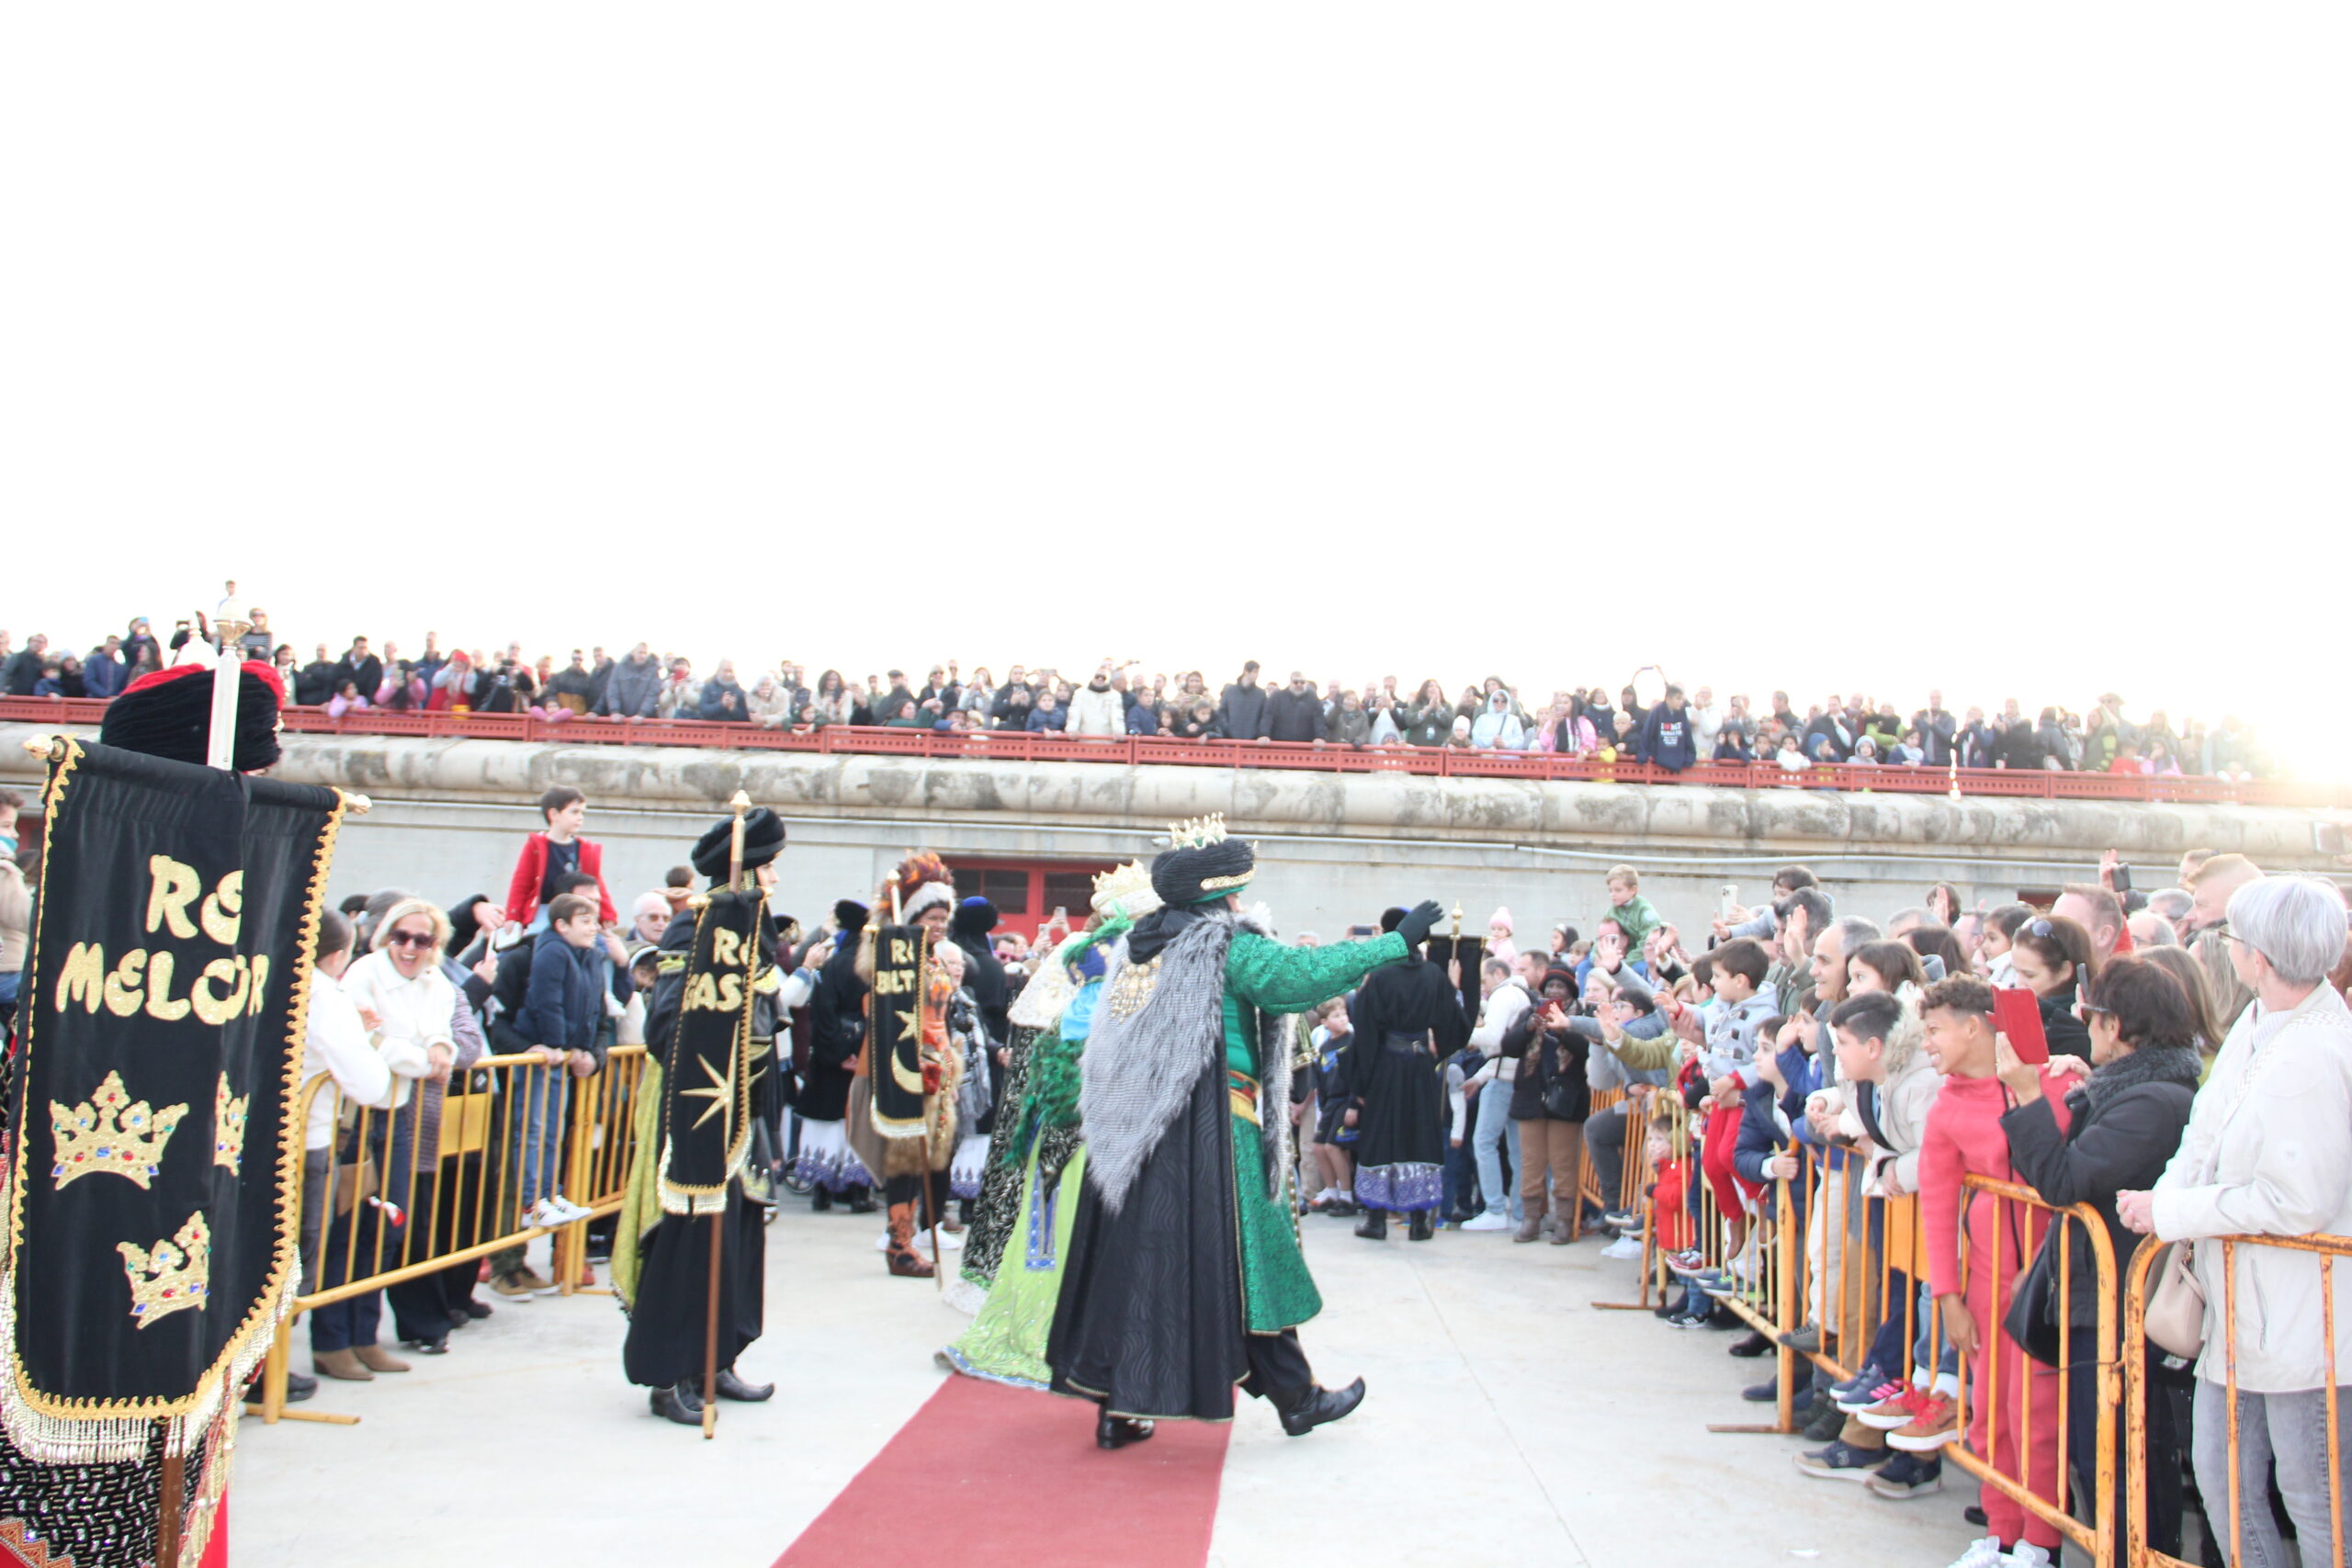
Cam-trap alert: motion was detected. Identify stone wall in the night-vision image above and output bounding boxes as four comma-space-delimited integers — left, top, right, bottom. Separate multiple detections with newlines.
6, 724, 2340, 941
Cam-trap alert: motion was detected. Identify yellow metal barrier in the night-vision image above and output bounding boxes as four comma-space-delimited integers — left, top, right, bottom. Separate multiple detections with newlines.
2123, 1228, 2350, 1568
1946, 1174, 2119, 1566
254, 1045, 650, 1425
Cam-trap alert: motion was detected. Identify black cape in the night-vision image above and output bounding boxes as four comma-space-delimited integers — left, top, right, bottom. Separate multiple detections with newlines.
1046, 905, 1252, 1421
1342, 954, 1468, 1175
799, 936, 869, 1122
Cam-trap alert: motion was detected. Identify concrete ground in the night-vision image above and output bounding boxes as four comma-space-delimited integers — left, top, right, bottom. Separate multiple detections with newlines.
233, 1206, 1987, 1568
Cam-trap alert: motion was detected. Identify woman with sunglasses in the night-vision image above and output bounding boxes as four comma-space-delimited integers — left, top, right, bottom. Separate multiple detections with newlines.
321, 899, 465, 1376
2007, 914, 2098, 1059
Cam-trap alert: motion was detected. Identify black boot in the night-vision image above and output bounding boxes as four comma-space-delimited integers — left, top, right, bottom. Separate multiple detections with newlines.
649, 1381, 704, 1426
843, 1186, 878, 1215
1095, 1407, 1156, 1450
1274, 1378, 1367, 1438
1407, 1210, 1434, 1242
1353, 1208, 1388, 1241
812, 1187, 832, 1213
715, 1367, 775, 1402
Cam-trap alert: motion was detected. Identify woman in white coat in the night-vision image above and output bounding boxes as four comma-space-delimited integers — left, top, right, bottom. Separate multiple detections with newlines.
2120, 874, 2352, 1567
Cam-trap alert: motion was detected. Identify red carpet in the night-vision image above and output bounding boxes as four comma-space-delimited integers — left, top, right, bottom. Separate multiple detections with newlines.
773, 1377, 1229, 1568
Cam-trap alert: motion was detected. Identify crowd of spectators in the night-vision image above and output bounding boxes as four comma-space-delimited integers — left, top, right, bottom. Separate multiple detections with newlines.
0, 620, 2274, 779
1342, 849, 2348, 1568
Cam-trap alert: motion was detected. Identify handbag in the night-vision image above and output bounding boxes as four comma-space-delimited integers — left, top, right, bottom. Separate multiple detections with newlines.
332, 1156, 379, 1217
2002, 1231, 2066, 1368
2143, 1239, 2207, 1359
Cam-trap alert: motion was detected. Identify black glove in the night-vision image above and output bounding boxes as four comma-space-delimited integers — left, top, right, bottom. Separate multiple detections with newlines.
1395, 900, 1445, 948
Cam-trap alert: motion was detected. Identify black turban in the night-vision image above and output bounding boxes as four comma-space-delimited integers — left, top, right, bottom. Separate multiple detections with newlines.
98, 661, 284, 773
1149, 838, 1256, 907
690, 807, 785, 882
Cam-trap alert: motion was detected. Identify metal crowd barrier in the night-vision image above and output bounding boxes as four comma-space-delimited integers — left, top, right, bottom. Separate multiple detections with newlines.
2122, 1229, 2349, 1568
254, 1045, 649, 1424
1595, 1124, 2124, 1562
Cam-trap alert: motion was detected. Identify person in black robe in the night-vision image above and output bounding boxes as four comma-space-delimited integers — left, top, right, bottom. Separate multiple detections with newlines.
1341, 906, 1473, 1241
618, 809, 785, 1425
794, 900, 878, 1212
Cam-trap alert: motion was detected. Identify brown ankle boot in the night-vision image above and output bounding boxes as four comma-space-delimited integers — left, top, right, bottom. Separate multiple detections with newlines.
884, 1201, 934, 1278
354, 1343, 412, 1373
313, 1348, 374, 1382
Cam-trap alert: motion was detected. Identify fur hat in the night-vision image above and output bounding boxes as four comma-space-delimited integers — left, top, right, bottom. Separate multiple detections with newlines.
1380, 907, 1408, 934
98, 660, 285, 773
832, 898, 870, 937
689, 807, 785, 881
881, 851, 955, 923
951, 897, 999, 939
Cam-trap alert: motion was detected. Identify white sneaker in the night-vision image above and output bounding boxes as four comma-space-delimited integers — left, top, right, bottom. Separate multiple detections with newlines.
1459, 1213, 1511, 1232
526, 1199, 570, 1230
548, 1194, 595, 1224
1942, 1540, 2008, 1568
2002, 1546, 2053, 1568
1599, 1235, 1645, 1260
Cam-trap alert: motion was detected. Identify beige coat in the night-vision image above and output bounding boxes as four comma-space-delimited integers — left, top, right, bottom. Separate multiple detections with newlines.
2153, 981, 2352, 1392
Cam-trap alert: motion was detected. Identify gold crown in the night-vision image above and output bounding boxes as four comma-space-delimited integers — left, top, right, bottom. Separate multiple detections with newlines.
1166, 814, 1229, 850
118, 1211, 210, 1329
51, 1072, 188, 1191
1091, 861, 1155, 913
213, 1073, 248, 1176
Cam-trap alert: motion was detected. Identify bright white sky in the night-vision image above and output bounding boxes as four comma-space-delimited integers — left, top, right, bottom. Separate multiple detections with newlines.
5, 8, 2346, 774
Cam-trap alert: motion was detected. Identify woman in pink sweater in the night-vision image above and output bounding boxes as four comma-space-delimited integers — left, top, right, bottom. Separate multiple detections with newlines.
1918, 976, 2075, 1568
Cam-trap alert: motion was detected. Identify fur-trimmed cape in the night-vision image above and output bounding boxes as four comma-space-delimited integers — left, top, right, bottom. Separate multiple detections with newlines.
1080, 908, 1293, 1215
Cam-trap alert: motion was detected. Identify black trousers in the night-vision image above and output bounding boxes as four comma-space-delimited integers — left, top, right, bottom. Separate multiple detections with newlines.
1239, 1329, 1314, 1401
884, 1171, 944, 1223
2069, 1325, 2185, 1558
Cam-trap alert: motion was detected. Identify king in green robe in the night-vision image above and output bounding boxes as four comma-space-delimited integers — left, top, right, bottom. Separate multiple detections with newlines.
1046, 817, 1444, 1448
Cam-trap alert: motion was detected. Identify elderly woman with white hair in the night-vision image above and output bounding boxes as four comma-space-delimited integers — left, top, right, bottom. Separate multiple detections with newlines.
2120, 874, 2352, 1567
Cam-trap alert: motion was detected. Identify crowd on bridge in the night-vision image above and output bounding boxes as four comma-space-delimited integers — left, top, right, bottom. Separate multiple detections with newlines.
0, 613, 2271, 779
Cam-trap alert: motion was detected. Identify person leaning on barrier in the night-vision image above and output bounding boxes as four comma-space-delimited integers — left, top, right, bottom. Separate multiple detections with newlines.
2120, 874, 2352, 1568
1995, 955, 2202, 1559
285, 908, 401, 1403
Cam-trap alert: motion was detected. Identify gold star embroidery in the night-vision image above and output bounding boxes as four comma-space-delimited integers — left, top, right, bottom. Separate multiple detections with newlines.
680, 1052, 736, 1131
896, 1009, 920, 1038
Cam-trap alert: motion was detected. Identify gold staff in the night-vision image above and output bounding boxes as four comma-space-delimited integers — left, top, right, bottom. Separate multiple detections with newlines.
700, 789, 752, 1438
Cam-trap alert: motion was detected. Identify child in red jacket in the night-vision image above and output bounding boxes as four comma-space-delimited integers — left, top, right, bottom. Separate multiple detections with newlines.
1917, 977, 2074, 1568
507, 786, 619, 931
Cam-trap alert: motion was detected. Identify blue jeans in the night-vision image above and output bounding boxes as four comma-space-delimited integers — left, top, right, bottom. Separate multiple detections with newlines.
1472, 1083, 1521, 1222
511, 1065, 571, 1210
2194, 1380, 2352, 1567
1443, 1134, 1480, 1218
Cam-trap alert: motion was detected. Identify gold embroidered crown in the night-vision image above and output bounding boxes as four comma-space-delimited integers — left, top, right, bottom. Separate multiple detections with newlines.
118, 1211, 210, 1328
213, 1073, 248, 1176
1166, 814, 1229, 849
1091, 861, 1154, 912
51, 1072, 188, 1191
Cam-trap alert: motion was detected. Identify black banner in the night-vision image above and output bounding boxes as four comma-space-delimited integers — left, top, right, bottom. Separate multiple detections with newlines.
6, 739, 342, 1444
656, 890, 760, 1207
865, 924, 930, 1138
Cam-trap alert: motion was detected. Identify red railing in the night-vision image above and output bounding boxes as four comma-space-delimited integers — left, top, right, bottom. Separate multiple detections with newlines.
6, 697, 2341, 807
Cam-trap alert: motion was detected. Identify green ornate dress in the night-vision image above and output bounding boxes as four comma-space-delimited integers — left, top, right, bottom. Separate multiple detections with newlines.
943, 976, 1098, 1388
